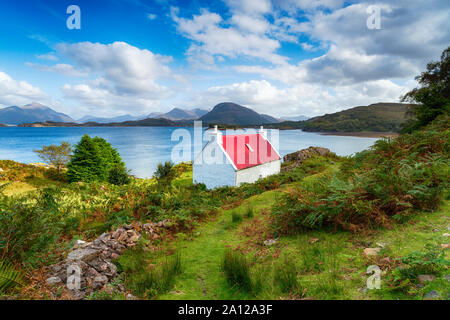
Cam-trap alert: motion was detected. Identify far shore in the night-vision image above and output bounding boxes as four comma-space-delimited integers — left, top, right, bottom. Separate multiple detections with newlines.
320, 131, 399, 138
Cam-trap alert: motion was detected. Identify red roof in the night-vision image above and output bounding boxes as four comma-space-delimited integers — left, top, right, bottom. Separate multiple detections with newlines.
222, 133, 280, 170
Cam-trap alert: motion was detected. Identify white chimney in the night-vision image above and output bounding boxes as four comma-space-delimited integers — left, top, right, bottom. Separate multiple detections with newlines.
209, 125, 222, 145
258, 126, 267, 139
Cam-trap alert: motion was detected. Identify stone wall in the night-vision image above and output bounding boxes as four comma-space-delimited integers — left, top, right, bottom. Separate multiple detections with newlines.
46, 221, 168, 299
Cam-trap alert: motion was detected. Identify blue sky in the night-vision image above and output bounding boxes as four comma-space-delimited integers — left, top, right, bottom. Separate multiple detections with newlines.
0, 0, 448, 119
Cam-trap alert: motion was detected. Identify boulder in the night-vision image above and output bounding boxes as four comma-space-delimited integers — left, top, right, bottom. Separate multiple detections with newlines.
283, 146, 332, 163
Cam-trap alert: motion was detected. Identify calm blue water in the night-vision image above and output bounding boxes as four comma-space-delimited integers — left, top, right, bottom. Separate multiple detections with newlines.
0, 127, 379, 178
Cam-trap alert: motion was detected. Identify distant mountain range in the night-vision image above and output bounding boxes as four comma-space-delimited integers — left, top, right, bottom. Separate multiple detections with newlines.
199, 102, 280, 125
1, 101, 413, 133
265, 103, 413, 132
0, 103, 74, 125
280, 115, 309, 121
78, 107, 209, 123
77, 114, 144, 123
19, 118, 186, 128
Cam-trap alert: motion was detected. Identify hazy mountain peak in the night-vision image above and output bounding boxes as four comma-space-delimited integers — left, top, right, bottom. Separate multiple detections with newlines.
21, 102, 48, 110
0, 103, 74, 125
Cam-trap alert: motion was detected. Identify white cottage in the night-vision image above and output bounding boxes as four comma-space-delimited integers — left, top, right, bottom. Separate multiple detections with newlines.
193, 126, 281, 189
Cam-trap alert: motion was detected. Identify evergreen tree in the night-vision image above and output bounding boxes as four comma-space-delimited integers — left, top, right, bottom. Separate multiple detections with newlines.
67, 135, 104, 182
66, 135, 129, 184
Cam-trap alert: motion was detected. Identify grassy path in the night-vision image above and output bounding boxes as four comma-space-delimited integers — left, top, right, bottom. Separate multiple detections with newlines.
159, 189, 280, 299
157, 191, 449, 299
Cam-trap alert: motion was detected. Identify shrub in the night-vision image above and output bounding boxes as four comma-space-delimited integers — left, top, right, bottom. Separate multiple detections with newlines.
67, 135, 128, 183
396, 244, 449, 280
272, 117, 450, 233
108, 164, 131, 185
0, 188, 64, 266
154, 161, 174, 179
154, 161, 176, 185
221, 249, 252, 291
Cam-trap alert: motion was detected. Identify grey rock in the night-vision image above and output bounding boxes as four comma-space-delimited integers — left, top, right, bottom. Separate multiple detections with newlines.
49, 264, 62, 273
424, 290, 440, 299
94, 275, 108, 283
263, 239, 277, 246
67, 248, 100, 262
46, 276, 62, 285
126, 293, 137, 300
445, 275, 450, 283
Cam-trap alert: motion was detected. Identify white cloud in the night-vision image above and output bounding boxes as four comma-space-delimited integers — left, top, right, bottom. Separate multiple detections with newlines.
190, 78, 414, 117
225, 0, 273, 15
234, 0, 449, 88
26, 62, 89, 77
0, 71, 48, 108
171, 7, 287, 66
292, 1, 450, 83
36, 53, 59, 61
274, 0, 345, 11
147, 13, 157, 20
52, 41, 177, 116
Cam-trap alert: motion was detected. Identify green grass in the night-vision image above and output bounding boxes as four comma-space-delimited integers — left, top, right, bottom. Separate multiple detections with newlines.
231, 211, 243, 224
172, 171, 193, 188
2, 144, 448, 300
274, 256, 299, 294
222, 249, 253, 292
149, 166, 449, 300
116, 242, 183, 298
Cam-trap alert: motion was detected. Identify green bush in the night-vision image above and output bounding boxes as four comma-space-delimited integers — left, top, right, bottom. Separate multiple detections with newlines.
0, 188, 64, 266
154, 161, 176, 186
67, 135, 128, 183
108, 164, 131, 185
272, 117, 450, 233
